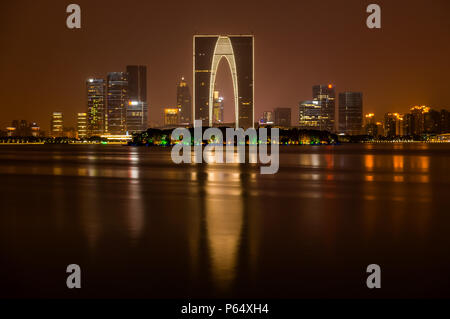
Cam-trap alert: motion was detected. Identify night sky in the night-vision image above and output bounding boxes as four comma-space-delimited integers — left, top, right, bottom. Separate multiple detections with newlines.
1, 0, 449, 129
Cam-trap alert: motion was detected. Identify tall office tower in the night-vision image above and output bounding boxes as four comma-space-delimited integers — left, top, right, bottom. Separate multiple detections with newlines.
403, 113, 413, 136
364, 113, 378, 136
77, 113, 87, 139
50, 112, 64, 137
212, 91, 224, 124
127, 65, 147, 102
384, 113, 403, 137
313, 84, 335, 132
364, 113, 376, 126
194, 35, 254, 129
339, 92, 363, 135
376, 122, 384, 136
126, 65, 148, 133
177, 77, 192, 125
274, 107, 292, 127
409, 105, 429, 135
263, 111, 273, 124
164, 108, 179, 126
107, 72, 128, 135
126, 101, 148, 133
299, 100, 321, 129
86, 78, 106, 136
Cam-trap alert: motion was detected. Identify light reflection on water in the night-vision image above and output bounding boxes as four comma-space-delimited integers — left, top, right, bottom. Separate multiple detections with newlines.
206, 197, 243, 291
0, 143, 450, 298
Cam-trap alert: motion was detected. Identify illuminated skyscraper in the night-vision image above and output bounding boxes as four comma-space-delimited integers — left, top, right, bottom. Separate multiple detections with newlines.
212, 91, 224, 124
408, 105, 430, 135
364, 113, 378, 136
164, 108, 179, 126
126, 101, 147, 133
77, 113, 87, 139
313, 84, 335, 132
50, 112, 64, 137
194, 35, 254, 129
177, 77, 192, 125
338, 92, 363, 135
299, 100, 321, 129
126, 65, 148, 133
384, 113, 403, 137
376, 122, 384, 136
107, 72, 128, 135
86, 78, 106, 136
274, 107, 291, 127
364, 113, 376, 126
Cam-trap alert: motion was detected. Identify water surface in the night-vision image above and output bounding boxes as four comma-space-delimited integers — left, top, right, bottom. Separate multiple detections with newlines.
0, 144, 449, 298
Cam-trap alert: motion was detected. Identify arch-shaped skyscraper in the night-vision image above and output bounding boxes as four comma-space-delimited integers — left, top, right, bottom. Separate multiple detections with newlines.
193, 35, 254, 129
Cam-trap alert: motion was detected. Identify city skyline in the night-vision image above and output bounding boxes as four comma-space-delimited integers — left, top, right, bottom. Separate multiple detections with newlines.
3, 98, 449, 139
1, 0, 449, 129
3, 77, 449, 138
2, 0, 450, 303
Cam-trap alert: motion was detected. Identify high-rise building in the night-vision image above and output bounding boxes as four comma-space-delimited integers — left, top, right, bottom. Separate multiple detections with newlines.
424, 109, 441, 134
403, 107, 450, 135
299, 100, 321, 129
77, 113, 87, 139
212, 91, 224, 124
364, 113, 376, 126
107, 72, 128, 135
126, 65, 147, 102
177, 77, 192, 125
126, 101, 148, 133
384, 113, 403, 137
126, 65, 148, 133
409, 105, 429, 135
86, 78, 106, 137
194, 35, 254, 129
364, 113, 378, 136
274, 107, 291, 127
376, 122, 384, 136
164, 108, 179, 126
50, 112, 64, 137
312, 84, 335, 132
339, 92, 363, 135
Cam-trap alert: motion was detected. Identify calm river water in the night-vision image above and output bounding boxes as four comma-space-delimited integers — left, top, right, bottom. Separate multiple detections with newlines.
0, 144, 449, 298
